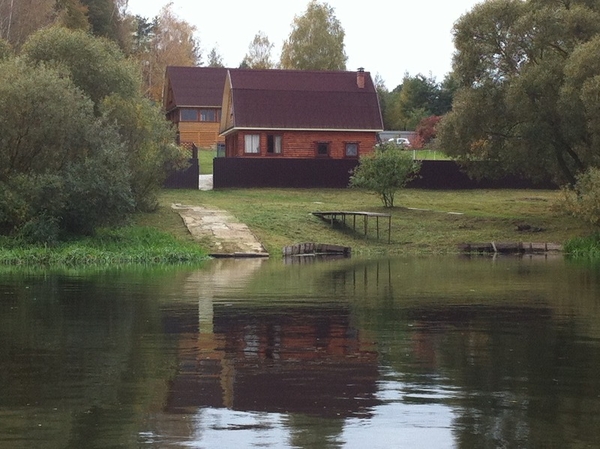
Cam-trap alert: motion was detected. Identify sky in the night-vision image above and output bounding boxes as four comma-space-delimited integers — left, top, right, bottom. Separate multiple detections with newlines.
125, 0, 483, 90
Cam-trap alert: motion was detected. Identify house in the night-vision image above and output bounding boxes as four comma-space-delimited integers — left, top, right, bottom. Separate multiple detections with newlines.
219, 68, 383, 159
163, 66, 229, 150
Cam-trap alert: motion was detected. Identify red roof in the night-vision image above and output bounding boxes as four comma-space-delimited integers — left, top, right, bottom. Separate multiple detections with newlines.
165, 66, 228, 109
227, 69, 383, 131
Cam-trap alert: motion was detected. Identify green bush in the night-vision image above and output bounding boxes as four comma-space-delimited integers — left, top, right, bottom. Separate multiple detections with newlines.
349, 143, 421, 207
561, 167, 600, 226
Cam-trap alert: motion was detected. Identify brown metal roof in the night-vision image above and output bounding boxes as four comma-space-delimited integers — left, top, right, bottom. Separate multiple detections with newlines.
228, 69, 383, 131
165, 66, 229, 108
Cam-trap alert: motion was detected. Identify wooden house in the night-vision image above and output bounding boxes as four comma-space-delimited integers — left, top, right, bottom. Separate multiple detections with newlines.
219, 68, 384, 159
163, 66, 229, 150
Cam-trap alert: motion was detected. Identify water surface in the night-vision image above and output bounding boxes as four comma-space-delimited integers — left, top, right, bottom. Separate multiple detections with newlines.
1, 256, 599, 448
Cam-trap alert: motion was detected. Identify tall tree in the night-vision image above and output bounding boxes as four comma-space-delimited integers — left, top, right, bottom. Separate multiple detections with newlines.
0, 0, 54, 49
280, 0, 346, 70
133, 3, 201, 101
207, 46, 224, 67
55, 0, 90, 31
241, 31, 274, 69
437, 0, 600, 186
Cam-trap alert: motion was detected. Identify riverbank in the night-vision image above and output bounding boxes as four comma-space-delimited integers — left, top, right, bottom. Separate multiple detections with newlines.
150, 188, 592, 256
0, 227, 208, 266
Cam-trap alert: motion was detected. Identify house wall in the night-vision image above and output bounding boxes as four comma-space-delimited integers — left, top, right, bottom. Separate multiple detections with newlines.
225, 130, 378, 159
178, 121, 223, 149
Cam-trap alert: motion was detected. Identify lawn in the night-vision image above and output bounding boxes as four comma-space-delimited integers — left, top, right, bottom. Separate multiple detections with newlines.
144, 188, 592, 256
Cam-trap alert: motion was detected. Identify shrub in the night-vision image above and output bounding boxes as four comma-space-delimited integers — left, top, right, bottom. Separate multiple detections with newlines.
349, 143, 421, 208
561, 167, 600, 226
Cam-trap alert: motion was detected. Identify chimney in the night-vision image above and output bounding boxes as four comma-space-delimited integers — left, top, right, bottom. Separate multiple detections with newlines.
357, 67, 365, 89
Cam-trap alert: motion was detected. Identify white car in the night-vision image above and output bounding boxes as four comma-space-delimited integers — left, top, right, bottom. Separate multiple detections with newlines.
388, 137, 411, 148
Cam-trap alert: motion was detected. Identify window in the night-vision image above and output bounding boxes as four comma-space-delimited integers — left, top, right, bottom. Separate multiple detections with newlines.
180, 108, 198, 121
244, 134, 260, 154
316, 142, 330, 157
267, 135, 282, 154
200, 109, 217, 122
345, 142, 358, 157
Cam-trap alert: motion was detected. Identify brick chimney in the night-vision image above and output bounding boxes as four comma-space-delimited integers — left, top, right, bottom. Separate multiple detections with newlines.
357, 67, 365, 89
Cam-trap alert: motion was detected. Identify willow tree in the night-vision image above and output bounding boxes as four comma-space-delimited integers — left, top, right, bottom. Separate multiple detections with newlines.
280, 0, 347, 70
437, 0, 600, 186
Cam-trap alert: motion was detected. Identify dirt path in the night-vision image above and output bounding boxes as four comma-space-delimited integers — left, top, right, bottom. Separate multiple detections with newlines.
172, 203, 268, 257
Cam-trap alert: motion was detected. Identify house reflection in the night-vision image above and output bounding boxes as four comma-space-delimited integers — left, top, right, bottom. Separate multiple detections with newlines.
164, 301, 380, 419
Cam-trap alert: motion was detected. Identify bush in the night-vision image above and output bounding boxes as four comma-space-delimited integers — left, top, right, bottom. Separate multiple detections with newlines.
561, 167, 600, 226
349, 143, 421, 207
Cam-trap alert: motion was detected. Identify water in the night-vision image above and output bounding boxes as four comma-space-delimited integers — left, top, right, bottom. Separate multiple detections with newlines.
1, 256, 599, 448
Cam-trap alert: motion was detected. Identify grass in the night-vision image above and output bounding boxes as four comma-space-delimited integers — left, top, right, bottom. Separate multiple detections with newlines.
411, 149, 452, 160
148, 188, 592, 256
198, 149, 216, 174
0, 227, 208, 266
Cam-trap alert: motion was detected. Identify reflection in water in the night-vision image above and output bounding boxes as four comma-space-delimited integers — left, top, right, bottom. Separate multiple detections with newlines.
1, 256, 600, 448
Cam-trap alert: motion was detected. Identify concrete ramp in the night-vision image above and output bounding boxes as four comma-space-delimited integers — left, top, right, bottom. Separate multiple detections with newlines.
172, 203, 268, 257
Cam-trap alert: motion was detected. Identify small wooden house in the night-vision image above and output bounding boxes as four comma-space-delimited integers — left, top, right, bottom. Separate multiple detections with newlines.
163, 66, 229, 149
219, 68, 383, 159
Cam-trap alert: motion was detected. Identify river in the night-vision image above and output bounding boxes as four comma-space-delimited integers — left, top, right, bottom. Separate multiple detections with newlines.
1, 255, 599, 448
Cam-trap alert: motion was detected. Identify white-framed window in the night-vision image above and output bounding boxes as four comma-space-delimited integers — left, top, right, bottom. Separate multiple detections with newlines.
267, 135, 282, 154
244, 134, 260, 154
345, 142, 358, 157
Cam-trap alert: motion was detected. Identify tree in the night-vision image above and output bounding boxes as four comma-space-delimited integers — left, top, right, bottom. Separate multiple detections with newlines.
132, 3, 201, 101
437, 0, 600, 186
22, 26, 139, 110
349, 143, 421, 208
207, 46, 224, 67
241, 31, 275, 69
413, 115, 442, 149
0, 57, 134, 239
19, 27, 186, 215
0, 0, 55, 49
280, 0, 346, 70
55, 0, 90, 32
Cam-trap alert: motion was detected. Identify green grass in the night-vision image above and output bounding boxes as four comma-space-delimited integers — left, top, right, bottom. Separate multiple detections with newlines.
151, 188, 592, 256
564, 233, 600, 260
0, 227, 208, 266
411, 149, 452, 160
198, 149, 216, 174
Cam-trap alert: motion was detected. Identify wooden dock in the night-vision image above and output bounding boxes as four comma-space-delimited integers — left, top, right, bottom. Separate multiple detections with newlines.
312, 211, 392, 243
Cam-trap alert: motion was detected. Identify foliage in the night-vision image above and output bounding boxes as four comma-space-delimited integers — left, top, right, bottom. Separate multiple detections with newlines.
131, 3, 201, 101
56, 0, 91, 32
100, 94, 188, 211
207, 46, 224, 67
349, 143, 421, 207
564, 233, 600, 261
241, 31, 275, 69
0, 28, 186, 241
280, 0, 347, 70
0, 0, 55, 49
413, 115, 442, 149
437, 0, 600, 186
0, 58, 96, 177
379, 73, 456, 130
22, 26, 139, 109
561, 167, 600, 227
0, 38, 12, 60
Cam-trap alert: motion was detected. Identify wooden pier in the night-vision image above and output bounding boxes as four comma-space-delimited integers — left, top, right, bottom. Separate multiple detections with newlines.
312, 211, 392, 243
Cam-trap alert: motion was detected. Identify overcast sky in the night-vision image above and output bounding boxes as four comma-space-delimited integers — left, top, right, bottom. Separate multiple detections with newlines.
126, 0, 483, 89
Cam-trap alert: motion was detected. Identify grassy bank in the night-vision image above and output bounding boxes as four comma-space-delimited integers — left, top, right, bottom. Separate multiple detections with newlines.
0, 227, 208, 266
149, 188, 591, 256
